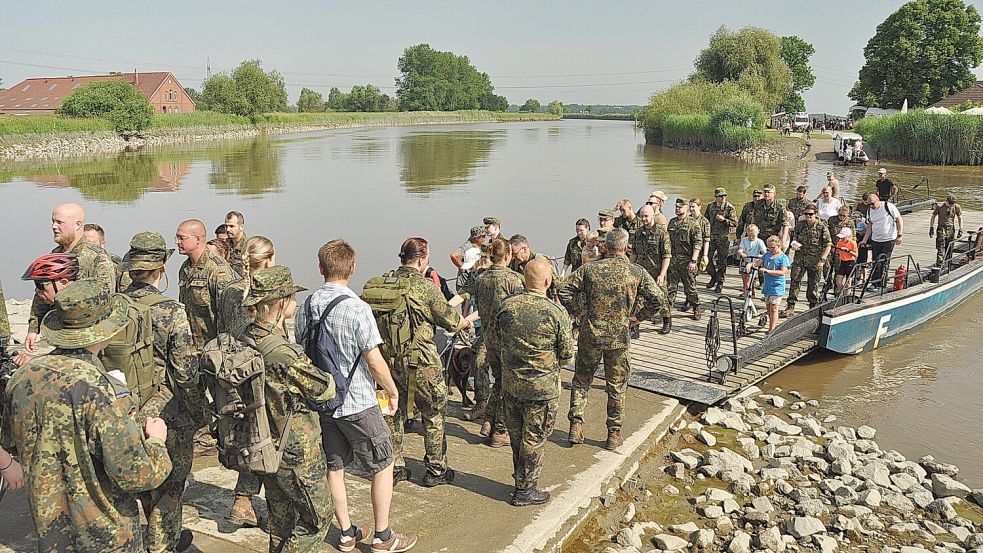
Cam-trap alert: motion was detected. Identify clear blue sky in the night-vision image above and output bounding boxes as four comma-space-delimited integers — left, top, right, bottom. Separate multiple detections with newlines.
1, 0, 981, 114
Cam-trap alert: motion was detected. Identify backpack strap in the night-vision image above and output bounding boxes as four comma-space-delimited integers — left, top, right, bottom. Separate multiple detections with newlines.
311, 294, 363, 383
134, 292, 170, 308
255, 333, 289, 356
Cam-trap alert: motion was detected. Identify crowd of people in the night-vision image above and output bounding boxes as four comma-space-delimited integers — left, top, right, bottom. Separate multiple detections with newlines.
0, 169, 967, 552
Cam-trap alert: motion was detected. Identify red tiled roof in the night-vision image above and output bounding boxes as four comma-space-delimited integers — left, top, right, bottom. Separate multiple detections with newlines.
932, 81, 983, 108
0, 72, 186, 113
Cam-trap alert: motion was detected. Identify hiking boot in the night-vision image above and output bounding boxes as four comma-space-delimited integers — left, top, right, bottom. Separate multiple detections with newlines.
714, 283, 724, 293
705, 279, 717, 289
393, 466, 412, 485
606, 428, 624, 450
658, 317, 672, 335
511, 488, 552, 507
629, 323, 640, 339
678, 301, 690, 312
175, 529, 194, 552
421, 469, 456, 488
371, 530, 419, 553
781, 307, 795, 318
479, 420, 492, 437
463, 401, 487, 422
568, 420, 585, 445
229, 496, 259, 528
339, 526, 364, 552
692, 305, 702, 321
488, 430, 510, 448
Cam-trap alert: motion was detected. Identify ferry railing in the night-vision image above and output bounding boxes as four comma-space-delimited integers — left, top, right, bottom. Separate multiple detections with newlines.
933, 227, 983, 280
841, 253, 923, 301
705, 297, 740, 384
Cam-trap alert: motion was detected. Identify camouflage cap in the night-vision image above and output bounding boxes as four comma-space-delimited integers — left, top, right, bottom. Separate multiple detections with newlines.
752, 189, 763, 196
598, 209, 615, 219
483, 216, 501, 226
714, 187, 728, 197
40, 278, 128, 349
243, 265, 307, 307
763, 184, 776, 192
122, 231, 174, 271
469, 226, 485, 240
479, 243, 492, 258
675, 198, 687, 207
648, 191, 668, 202
947, 194, 957, 203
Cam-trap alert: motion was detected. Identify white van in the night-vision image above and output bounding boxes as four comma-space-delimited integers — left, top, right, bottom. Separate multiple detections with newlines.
793, 112, 810, 131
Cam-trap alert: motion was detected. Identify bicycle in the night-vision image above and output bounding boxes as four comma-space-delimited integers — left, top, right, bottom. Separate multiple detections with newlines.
737, 257, 768, 337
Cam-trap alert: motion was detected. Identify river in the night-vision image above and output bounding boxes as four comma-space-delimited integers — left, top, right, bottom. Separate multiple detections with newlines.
2, 119, 981, 485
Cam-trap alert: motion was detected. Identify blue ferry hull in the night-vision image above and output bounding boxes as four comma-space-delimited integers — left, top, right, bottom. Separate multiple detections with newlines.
820, 260, 983, 354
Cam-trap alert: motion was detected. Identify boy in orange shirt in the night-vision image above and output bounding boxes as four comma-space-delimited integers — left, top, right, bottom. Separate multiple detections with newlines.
834, 227, 859, 294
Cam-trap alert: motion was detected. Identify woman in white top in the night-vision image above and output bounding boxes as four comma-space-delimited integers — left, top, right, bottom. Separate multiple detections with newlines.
816, 186, 843, 220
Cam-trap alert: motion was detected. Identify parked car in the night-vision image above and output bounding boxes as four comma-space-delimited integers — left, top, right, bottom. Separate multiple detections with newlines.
834, 132, 868, 165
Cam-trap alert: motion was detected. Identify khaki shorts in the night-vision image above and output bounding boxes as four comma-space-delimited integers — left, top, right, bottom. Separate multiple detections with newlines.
320, 405, 394, 474
764, 294, 783, 306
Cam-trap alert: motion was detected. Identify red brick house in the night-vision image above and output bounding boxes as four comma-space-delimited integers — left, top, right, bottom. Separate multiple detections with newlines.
0, 71, 196, 115
931, 81, 983, 109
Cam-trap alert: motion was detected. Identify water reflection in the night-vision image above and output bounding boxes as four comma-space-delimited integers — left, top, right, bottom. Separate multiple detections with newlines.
208, 139, 283, 196
397, 130, 498, 194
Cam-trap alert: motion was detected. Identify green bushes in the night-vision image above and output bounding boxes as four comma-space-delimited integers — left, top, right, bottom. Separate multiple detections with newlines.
58, 80, 153, 135
641, 81, 766, 150
661, 114, 763, 151
855, 111, 983, 165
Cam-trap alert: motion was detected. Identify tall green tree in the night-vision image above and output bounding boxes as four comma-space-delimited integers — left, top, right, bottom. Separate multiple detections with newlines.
184, 87, 201, 104
297, 87, 326, 112
347, 84, 384, 111
326, 87, 346, 110
396, 44, 504, 111
692, 26, 792, 112
200, 59, 288, 116
519, 99, 542, 112
850, 0, 983, 108
58, 80, 153, 135
547, 100, 564, 116
779, 36, 816, 113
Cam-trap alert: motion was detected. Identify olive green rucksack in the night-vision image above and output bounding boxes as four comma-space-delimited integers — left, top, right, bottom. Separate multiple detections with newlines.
361, 271, 418, 371
100, 293, 167, 408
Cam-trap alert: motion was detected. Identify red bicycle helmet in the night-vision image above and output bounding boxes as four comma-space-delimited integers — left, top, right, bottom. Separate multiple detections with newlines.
21, 253, 80, 282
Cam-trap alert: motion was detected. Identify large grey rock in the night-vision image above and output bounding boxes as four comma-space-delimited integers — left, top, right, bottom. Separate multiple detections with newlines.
830, 458, 852, 476
670, 450, 702, 470
796, 417, 824, 437
652, 534, 688, 551
617, 527, 644, 550
724, 398, 746, 413
760, 394, 786, 408
891, 460, 928, 481
908, 488, 935, 509
785, 516, 827, 538
950, 526, 972, 543
882, 491, 916, 513
919, 454, 959, 477
705, 488, 734, 503
836, 425, 858, 442
621, 502, 636, 524
800, 456, 830, 474
825, 440, 857, 465
857, 425, 876, 439
755, 525, 785, 552
855, 439, 880, 454
760, 468, 790, 481
704, 448, 753, 474
890, 472, 920, 491
752, 495, 775, 513
736, 437, 760, 460
668, 521, 699, 534
970, 489, 983, 507
924, 498, 958, 521
858, 488, 882, 508
932, 474, 972, 499
697, 430, 717, 447
760, 415, 802, 436
727, 530, 752, 553
703, 407, 749, 432
813, 534, 838, 553
855, 462, 892, 487
699, 504, 724, 519
690, 528, 714, 548
722, 497, 741, 514
832, 485, 859, 506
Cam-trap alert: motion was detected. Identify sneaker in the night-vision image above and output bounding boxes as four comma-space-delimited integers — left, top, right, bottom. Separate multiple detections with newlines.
488, 430, 510, 448
371, 531, 419, 553
421, 469, 456, 488
339, 526, 364, 552
229, 496, 259, 528
479, 420, 492, 438
511, 488, 552, 507
606, 428, 624, 450
393, 466, 412, 485
568, 420, 585, 445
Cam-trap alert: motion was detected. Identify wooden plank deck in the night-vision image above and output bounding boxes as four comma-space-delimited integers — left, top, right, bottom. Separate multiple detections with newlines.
622, 206, 981, 405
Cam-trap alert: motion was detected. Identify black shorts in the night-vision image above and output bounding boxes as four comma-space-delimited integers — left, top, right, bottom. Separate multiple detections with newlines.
320, 405, 394, 474
836, 260, 856, 277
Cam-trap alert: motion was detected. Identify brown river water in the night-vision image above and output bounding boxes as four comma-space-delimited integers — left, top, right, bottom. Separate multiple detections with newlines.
1, 119, 981, 485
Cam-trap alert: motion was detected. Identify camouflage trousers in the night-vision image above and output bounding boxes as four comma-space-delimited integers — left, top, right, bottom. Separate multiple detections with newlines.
666, 258, 699, 307
473, 336, 492, 407
139, 423, 196, 553
640, 267, 670, 318
483, 346, 507, 434
503, 395, 558, 490
235, 472, 263, 497
786, 262, 822, 309
262, 454, 332, 553
387, 364, 449, 476
707, 237, 730, 284
936, 225, 955, 266
568, 342, 631, 430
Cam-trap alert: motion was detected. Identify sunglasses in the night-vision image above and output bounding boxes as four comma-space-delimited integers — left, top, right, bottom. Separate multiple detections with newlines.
804, 213, 817, 216
34, 280, 49, 291
645, 201, 655, 205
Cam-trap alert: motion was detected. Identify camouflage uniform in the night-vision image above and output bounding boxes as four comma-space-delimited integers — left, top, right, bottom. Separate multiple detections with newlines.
226, 231, 250, 279
704, 200, 737, 284
218, 275, 252, 338
472, 265, 524, 435
563, 236, 587, 273
666, 215, 702, 308
386, 265, 466, 478
0, 280, 9, 340
786, 196, 810, 223
735, 199, 756, 240
614, 214, 644, 253
557, 256, 663, 430
28, 237, 117, 335
751, 199, 788, 244
495, 291, 574, 491
631, 224, 672, 318
933, 202, 962, 265
453, 269, 491, 411
510, 251, 559, 300
786, 219, 832, 310
2, 281, 172, 553
178, 251, 234, 351
827, 215, 857, 275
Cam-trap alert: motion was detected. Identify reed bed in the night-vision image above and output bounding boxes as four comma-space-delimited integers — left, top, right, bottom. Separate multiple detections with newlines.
855, 111, 983, 166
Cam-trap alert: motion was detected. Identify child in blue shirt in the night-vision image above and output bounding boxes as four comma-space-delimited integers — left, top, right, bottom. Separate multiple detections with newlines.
737, 224, 767, 298
755, 235, 790, 333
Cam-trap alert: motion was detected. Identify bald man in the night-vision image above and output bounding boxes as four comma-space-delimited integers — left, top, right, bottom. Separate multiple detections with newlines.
176, 219, 234, 351
631, 205, 673, 334
495, 256, 574, 506
25, 203, 117, 352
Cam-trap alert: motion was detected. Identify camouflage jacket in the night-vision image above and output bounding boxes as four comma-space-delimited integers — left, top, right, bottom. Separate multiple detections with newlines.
123, 282, 207, 429
29, 237, 117, 334
217, 276, 251, 338
179, 251, 234, 351
510, 251, 559, 299
557, 256, 664, 349
2, 350, 171, 553
736, 200, 755, 234
827, 216, 857, 243
564, 236, 587, 271
632, 224, 672, 277
0, 280, 9, 339
751, 199, 788, 241
496, 291, 574, 401
705, 201, 738, 238
396, 265, 465, 369
667, 215, 703, 261
226, 232, 250, 279
472, 264, 524, 347
245, 321, 335, 470
615, 214, 644, 251
791, 219, 832, 266
111, 252, 132, 291
695, 215, 711, 246
786, 197, 810, 222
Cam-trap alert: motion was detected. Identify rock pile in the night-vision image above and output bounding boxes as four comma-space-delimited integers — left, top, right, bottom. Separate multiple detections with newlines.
605, 388, 983, 553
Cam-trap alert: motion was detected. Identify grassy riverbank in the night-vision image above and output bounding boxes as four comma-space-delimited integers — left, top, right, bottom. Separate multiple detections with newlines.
854, 111, 983, 166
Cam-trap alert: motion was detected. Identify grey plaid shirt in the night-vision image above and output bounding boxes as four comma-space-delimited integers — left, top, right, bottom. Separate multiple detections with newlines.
295, 282, 383, 418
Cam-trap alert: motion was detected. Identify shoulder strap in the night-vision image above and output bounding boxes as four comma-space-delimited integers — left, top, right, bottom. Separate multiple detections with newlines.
318, 295, 352, 326
134, 292, 170, 308
256, 333, 289, 356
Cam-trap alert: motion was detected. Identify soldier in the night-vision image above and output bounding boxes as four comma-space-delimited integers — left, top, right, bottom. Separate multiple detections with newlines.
83, 223, 129, 289
597, 209, 615, 235
374, 238, 474, 487
558, 229, 664, 450
242, 266, 337, 552
929, 194, 964, 266
176, 219, 234, 351
496, 257, 574, 506
667, 199, 704, 320
1, 280, 172, 552
25, 203, 117, 354
704, 188, 737, 293
644, 191, 670, 230
614, 199, 643, 251
121, 232, 205, 553
786, 185, 810, 223
562, 218, 591, 277
827, 204, 857, 277
483, 216, 503, 242
224, 210, 249, 278
689, 198, 711, 276
630, 205, 672, 334
735, 189, 762, 240
752, 185, 789, 248
508, 234, 559, 300
784, 205, 832, 317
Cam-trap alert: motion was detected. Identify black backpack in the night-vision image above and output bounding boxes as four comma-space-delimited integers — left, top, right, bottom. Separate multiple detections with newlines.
299, 294, 363, 414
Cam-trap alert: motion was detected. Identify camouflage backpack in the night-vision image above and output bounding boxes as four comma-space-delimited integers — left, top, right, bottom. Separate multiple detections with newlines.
199, 332, 294, 475
361, 271, 419, 371
100, 293, 168, 408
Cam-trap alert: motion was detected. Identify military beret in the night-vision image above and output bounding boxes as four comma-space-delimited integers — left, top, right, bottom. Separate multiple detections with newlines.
713, 187, 727, 197
483, 216, 501, 226
598, 209, 615, 219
